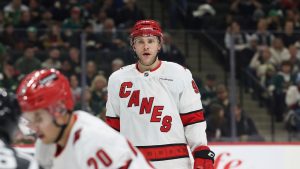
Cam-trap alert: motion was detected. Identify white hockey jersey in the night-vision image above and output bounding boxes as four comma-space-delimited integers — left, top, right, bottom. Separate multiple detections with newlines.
106, 61, 208, 169
35, 111, 153, 169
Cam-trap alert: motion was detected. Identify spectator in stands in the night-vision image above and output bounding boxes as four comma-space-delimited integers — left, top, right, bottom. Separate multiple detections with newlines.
67, 47, 81, 74
190, 2, 216, 30
0, 11, 4, 32
285, 73, 300, 111
280, 0, 300, 10
116, 0, 145, 28
285, 73, 300, 132
230, 0, 262, 18
36, 9, 53, 35
42, 48, 62, 69
288, 45, 300, 73
69, 74, 82, 105
224, 21, 249, 78
206, 103, 230, 141
28, 0, 45, 25
268, 61, 294, 122
168, 0, 188, 29
0, 59, 19, 92
15, 10, 34, 38
211, 84, 230, 118
90, 74, 108, 117
98, 18, 127, 51
253, 18, 275, 48
291, 10, 300, 30
280, 20, 298, 47
270, 37, 291, 67
49, 1, 70, 22
248, 47, 276, 105
160, 32, 186, 66
80, 0, 95, 20
266, 9, 283, 32
60, 59, 75, 78
224, 21, 248, 51
0, 23, 22, 50
293, 35, 300, 49
240, 34, 259, 70
14, 45, 41, 77
86, 60, 98, 86
62, 6, 84, 31
25, 26, 42, 50
111, 58, 124, 72
230, 0, 263, 29
40, 22, 68, 49
233, 104, 264, 142
103, 57, 125, 78
3, 0, 29, 25
91, 9, 107, 33
98, 87, 108, 120
97, 0, 118, 22
250, 47, 276, 86
74, 87, 95, 114
83, 22, 102, 51
200, 74, 217, 113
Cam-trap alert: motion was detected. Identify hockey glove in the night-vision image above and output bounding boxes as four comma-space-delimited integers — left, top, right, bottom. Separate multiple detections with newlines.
193, 146, 215, 169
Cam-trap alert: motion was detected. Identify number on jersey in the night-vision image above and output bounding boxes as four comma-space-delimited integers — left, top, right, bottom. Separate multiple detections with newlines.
87, 149, 112, 169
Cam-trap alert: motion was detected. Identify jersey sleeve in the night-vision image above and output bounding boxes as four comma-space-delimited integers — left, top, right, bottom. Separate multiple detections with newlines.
105, 74, 121, 131
74, 128, 153, 169
178, 68, 208, 151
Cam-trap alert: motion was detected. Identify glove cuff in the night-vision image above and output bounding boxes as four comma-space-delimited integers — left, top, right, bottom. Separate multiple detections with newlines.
193, 146, 215, 163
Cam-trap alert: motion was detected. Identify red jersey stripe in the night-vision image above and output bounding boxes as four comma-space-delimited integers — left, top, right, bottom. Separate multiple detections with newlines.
127, 140, 138, 156
119, 159, 132, 169
137, 144, 189, 161
106, 116, 120, 131
180, 110, 205, 127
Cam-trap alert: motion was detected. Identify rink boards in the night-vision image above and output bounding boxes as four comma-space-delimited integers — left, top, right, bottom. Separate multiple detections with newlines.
15, 142, 300, 169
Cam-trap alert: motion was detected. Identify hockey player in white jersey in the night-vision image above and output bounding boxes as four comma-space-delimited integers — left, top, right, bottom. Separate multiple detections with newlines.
106, 20, 215, 169
0, 88, 40, 169
16, 68, 154, 169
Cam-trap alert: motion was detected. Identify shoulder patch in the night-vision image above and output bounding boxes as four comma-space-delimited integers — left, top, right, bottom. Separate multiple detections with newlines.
73, 128, 82, 144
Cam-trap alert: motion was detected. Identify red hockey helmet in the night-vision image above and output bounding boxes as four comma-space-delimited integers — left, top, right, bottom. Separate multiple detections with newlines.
130, 20, 163, 41
17, 69, 74, 112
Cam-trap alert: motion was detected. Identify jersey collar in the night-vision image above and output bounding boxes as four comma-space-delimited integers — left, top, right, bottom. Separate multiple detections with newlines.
135, 60, 162, 73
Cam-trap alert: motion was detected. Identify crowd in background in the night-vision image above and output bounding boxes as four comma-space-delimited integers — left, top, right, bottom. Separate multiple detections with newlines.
162, 0, 300, 140
192, 0, 300, 139
2, 0, 300, 143
222, 0, 300, 138
0, 0, 189, 143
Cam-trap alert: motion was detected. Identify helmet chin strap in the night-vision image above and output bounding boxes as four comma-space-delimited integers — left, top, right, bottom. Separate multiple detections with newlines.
52, 110, 72, 143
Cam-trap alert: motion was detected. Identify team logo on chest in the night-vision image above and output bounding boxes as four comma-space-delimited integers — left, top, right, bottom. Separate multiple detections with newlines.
119, 82, 172, 132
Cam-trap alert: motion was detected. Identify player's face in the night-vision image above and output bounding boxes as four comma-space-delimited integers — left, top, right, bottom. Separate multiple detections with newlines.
132, 36, 161, 66
23, 109, 62, 144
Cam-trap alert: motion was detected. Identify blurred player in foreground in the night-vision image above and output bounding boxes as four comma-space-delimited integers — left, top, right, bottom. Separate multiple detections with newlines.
17, 69, 153, 169
0, 88, 40, 169
106, 19, 215, 169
